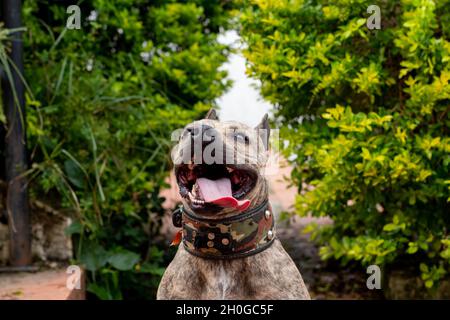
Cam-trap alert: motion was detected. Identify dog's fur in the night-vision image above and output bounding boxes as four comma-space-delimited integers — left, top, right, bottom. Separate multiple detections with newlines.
157, 110, 310, 300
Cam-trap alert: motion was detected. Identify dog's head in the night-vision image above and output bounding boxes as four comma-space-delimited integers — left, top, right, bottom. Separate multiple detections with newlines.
172, 109, 270, 218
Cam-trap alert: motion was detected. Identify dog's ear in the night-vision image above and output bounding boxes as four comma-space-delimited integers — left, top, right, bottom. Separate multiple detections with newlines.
204, 108, 219, 120
255, 113, 270, 150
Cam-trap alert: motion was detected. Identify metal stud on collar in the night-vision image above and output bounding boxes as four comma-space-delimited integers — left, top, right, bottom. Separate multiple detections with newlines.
265, 209, 271, 220
172, 205, 183, 228
267, 230, 274, 240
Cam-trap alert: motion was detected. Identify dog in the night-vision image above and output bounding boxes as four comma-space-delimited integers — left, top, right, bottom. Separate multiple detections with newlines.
157, 109, 310, 300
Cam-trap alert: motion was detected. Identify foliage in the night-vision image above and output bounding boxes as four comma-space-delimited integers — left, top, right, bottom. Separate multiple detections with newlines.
0, 23, 29, 124
241, 0, 450, 288
16, 0, 234, 299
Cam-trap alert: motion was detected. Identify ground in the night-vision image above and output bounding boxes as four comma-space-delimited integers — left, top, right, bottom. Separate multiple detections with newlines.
0, 264, 85, 300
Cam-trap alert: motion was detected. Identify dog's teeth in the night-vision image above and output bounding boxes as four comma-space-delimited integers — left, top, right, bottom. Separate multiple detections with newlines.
192, 199, 204, 205
189, 192, 204, 205
190, 195, 205, 205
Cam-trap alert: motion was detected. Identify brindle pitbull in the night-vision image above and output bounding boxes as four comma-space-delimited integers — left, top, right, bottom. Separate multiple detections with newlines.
157, 109, 310, 300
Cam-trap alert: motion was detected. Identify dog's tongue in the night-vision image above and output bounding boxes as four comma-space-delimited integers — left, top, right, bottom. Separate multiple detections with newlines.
197, 177, 250, 212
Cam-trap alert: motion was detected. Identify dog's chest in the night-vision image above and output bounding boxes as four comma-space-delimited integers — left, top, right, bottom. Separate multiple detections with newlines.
206, 264, 238, 299
183, 258, 247, 300
158, 240, 311, 299
167, 246, 257, 300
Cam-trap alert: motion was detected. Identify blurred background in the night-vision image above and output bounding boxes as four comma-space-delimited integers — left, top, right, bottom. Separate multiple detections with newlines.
0, 0, 449, 299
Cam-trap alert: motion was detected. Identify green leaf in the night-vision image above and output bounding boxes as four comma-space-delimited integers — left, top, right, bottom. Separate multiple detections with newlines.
79, 242, 108, 272
87, 283, 111, 300
383, 223, 398, 232
406, 242, 418, 254
419, 263, 429, 273
139, 263, 166, 276
64, 159, 84, 188
361, 147, 371, 160
108, 250, 140, 271
64, 221, 83, 236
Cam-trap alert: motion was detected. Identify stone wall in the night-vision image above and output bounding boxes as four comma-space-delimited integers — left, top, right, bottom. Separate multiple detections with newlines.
0, 198, 73, 265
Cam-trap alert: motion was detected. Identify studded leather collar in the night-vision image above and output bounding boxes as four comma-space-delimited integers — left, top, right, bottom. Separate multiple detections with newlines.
171, 200, 275, 259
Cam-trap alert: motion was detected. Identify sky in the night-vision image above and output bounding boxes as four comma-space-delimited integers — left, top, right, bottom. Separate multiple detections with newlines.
216, 31, 273, 127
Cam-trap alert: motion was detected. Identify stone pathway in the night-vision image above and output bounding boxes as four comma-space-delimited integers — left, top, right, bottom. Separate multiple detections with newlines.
0, 265, 85, 300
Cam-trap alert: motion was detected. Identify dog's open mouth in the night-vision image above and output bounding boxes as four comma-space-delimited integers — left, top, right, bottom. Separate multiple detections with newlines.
175, 164, 257, 212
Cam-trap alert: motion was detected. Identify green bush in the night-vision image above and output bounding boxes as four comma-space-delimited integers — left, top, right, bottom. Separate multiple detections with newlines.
241, 0, 450, 288
18, 0, 234, 299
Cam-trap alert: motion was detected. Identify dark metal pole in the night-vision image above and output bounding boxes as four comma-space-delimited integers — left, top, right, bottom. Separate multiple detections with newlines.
2, 0, 31, 266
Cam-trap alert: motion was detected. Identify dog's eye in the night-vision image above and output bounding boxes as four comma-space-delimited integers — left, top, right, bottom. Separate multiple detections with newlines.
234, 132, 249, 144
